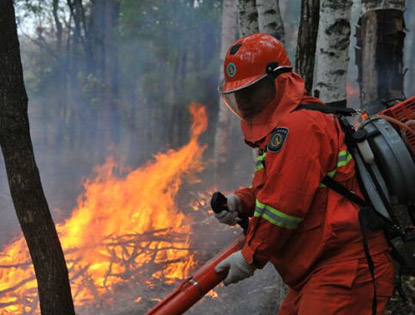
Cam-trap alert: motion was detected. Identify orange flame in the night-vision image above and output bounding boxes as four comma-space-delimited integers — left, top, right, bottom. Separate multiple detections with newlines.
0, 103, 208, 314
346, 82, 359, 98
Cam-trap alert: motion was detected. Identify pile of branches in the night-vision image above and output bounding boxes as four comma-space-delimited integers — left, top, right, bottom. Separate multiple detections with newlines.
71, 227, 204, 315
71, 190, 235, 314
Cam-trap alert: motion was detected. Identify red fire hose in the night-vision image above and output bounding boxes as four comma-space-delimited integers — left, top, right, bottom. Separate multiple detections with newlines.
145, 233, 246, 315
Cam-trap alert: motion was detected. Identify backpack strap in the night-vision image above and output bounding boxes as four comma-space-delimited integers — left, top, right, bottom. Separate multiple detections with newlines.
358, 211, 378, 315
296, 103, 357, 116
321, 176, 366, 207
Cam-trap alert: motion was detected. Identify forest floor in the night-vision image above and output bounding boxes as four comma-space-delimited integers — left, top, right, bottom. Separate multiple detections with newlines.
387, 275, 415, 315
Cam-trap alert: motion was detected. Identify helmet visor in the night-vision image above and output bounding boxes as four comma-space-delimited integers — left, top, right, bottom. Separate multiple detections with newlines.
219, 75, 276, 123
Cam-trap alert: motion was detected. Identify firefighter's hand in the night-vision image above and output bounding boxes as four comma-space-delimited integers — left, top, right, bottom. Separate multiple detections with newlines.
214, 194, 242, 226
215, 251, 255, 286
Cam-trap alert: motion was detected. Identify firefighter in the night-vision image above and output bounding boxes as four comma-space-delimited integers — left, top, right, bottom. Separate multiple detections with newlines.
213, 33, 395, 314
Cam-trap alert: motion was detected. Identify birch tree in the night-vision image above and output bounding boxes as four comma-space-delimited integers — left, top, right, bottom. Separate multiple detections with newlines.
356, 0, 405, 114
237, 0, 259, 36
256, 0, 285, 41
313, 0, 352, 107
295, 0, 320, 94
0, 1, 75, 313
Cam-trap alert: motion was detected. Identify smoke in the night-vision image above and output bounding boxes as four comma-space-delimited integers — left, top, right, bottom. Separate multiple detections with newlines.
0, 0, 224, 261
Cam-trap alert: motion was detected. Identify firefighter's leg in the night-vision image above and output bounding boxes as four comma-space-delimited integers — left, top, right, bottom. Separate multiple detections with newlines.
297, 253, 394, 315
346, 252, 395, 315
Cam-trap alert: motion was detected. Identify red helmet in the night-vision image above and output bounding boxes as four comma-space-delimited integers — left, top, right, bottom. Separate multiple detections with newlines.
219, 33, 292, 121
219, 33, 292, 94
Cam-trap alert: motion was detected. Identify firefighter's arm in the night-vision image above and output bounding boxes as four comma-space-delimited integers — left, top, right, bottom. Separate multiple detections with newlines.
241, 111, 337, 267
233, 187, 256, 217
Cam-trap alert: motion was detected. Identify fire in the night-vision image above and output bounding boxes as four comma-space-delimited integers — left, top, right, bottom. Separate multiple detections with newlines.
0, 103, 208, 314
347, 82, 360, 107
206, 289, 219, 299
346, 82, 359, 98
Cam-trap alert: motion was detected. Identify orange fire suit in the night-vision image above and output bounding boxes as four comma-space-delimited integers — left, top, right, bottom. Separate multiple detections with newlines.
234, 73, 395, 314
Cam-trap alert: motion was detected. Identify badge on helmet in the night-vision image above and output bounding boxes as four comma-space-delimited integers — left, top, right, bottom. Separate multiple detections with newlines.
227, 62, 237, 78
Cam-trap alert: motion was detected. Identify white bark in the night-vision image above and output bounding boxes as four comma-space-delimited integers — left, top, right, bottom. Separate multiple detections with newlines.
256, 0, 285, 42
214, 0, 238, 186
313, 0, 352, 105
361, 0, 405, 16
237, 0, 259, 36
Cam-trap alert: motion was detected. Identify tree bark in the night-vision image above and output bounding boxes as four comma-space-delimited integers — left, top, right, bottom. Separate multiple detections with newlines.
313, 0, 352, 107
0, 1, 75, 314
256, 0, 285, 41
356, 0, 405, 114
295, 0, 320, 95
360, 0, 406, 16
237, 0, 259, 36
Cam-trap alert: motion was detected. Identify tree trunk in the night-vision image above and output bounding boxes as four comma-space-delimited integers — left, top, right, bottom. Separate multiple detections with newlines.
356, 0, 405, 114
313, 0, 352, 107
52, 0, 67, 156
295, 0, 320, 94
256, 0, 285, 41
89, 0, 121, 151
215, 0, 238, 188
66, 0, 84, 154
237, 0, 259, 36
103, 0, 120, 144
0, 1, 75, 314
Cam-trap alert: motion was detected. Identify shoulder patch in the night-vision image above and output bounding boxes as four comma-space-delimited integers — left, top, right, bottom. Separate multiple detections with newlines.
268, 127, 289, 153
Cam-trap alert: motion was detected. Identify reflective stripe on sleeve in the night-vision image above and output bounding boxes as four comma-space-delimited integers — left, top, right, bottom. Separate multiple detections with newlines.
254, 200, 303, 229
319, 150, 352, 188
337, 150, 353, 167
255, 152, 266, 171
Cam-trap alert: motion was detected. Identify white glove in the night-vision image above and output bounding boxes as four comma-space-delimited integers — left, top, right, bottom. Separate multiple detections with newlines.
215, 250, 256, 286
214, 194, 242, 226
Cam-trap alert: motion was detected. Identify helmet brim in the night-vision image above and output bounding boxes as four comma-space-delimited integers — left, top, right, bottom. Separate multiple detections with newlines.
219, 74, 268, 94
